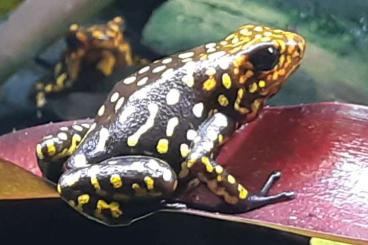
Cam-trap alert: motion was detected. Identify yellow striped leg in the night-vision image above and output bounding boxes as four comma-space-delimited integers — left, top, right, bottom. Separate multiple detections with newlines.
182, 113, 294, 212
36, 122, 92, 182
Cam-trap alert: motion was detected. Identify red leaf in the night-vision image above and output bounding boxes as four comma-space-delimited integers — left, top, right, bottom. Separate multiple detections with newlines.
0, 102, 367, 242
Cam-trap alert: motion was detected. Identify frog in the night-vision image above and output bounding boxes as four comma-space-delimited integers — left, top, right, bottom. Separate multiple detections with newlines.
36, 24, 306, 226
34, 16, 144, 108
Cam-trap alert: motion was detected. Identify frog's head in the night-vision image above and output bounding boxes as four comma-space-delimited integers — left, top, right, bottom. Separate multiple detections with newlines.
221, 25, 305, 121
66, 16, 125, 52
64, 16, 132, 69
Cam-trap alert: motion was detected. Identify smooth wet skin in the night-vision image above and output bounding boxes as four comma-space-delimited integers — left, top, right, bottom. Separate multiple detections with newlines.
36, 24, 305, 226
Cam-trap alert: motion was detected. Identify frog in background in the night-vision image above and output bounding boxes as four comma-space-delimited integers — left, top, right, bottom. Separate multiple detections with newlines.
34, 16, 146, 109
36, 24, 305, 226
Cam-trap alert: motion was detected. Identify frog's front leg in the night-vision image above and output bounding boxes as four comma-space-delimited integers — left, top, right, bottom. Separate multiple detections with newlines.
58, 156, 177, 226
36, 122, 92, 182
182, 113, 295, 213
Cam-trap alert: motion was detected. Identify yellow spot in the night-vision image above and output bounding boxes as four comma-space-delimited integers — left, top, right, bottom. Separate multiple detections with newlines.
45, 84, 52, 92
132, 183, 147, 196
57, 184, 61, 194
36, 144, 44, 160
202, 78, 217, 91
180, 143, 190, 158
56, 73, 67, 87
215, 165, 224, 174
97, 52, 116, 76
91, 176, 101, 191
249, 83, 258, 93
127, 137, 138, 147
77, 194, 90, 205
132, 183, 140, 190
201, 157, 214, 173
238, 184, 248, 199
218, 94, 229, 107
222, 73, 232, 89
156, 138, 169, 154
186, 159, 196, 168
144, 176, 155, 190
310, 237, 352, 245
96, 200, 123, 218
46, 140, 56, 156
216, 175, 224, 182
227, 175, 236, 184
258, 80, 267, 88
69, 23, 79, 31
218, 134, 224, 143
110, 174, 123, 188
272, 72, 279, 80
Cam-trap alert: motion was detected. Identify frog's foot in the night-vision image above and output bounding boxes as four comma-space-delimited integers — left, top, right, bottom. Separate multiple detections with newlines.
218, 171, 295, 214
244, 171, 295, 211
36, 122, 92, 182
57, 156, 178, 226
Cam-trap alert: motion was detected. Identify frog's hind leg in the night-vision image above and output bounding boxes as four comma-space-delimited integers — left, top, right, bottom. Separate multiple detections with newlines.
57, 156, 178, 226
36, 122, 92, 182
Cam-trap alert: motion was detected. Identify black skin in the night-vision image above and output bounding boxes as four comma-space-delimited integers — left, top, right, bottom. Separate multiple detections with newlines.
36, 25, 305, 226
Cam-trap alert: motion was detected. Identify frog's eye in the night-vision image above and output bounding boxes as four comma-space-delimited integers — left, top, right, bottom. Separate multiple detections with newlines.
249, 46, 280, 72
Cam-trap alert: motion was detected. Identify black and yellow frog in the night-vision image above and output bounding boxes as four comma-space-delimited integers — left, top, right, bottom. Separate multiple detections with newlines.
34, 16, 141, 108
36, 24, 305, 226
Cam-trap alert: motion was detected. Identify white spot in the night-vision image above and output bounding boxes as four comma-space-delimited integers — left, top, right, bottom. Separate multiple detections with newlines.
137, 77, 149, 86
162, 168, 173, 182
74, 154, 87, 168
123, 76, 136, 85
205, 42, 217, 49
166, 89, 181, 105
166, 117, 179, 137
183, 61, 196, 73
182, 74, 194, 87
219, 59, 230, 70
178, 52, 194, 59
108, 160, 118, 165
205, 67, 216, 76
161, 68, 174, 78
208, 131, 218, 141
147, 159, 161, 171
214, 113, 228, 127
97, 105, 105, 117
60, 127, 68, 131
207, 47, 217, 53
127, 104, 159, 147
152, 65, 166, 73
94, 127, 110, 153
81, 123, 90, 128
254, 26, 263, 32
119, 105, 135, 123
73, 125, 83, 132
208, 51, 226, 60
110, 92, 119, 103
115, 97, 125, 112
180, 143, 190, 158
162, 57, 173, 64
181, 58, 193, 63
192, 103, 204, 118
57, 132, 68, 141
138, 66, 150, 74
186, 129, 197, 141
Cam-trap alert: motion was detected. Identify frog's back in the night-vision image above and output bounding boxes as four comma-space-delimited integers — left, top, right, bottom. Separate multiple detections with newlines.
65, 45, 216, 170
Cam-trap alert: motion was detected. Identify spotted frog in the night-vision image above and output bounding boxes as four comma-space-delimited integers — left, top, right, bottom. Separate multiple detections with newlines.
36, 25, 306, 226
35, 16, 141, 108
